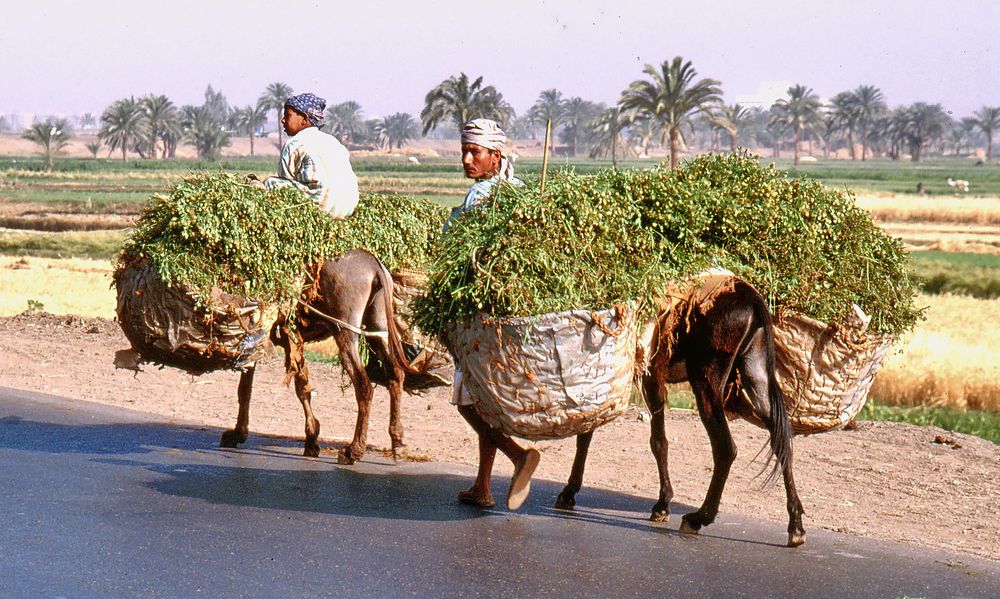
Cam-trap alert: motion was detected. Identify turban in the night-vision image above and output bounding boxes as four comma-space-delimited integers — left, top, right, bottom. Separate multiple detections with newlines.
461, 118, 515, 179
285, 93, 326, 126
461, 118, 507, 154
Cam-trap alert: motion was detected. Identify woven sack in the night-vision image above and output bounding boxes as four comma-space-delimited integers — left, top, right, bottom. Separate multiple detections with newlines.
766, 308, 894, 433
446, 305, 638, 440
114, 259, 276, 374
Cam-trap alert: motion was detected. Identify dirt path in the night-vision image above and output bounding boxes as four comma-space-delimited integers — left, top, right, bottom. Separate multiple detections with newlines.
1, 313, 996, 562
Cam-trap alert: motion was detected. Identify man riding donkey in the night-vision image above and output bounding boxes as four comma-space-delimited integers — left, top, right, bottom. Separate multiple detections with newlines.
447, 118, 541, 510
253, 92, 360, 219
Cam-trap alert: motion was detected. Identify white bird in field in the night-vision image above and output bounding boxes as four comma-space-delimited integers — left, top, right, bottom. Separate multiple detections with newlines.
947, 177, 970, 193
407, 156, 420, 165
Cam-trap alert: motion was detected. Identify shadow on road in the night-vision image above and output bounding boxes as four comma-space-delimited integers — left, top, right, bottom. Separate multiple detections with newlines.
1, 412, 708, 534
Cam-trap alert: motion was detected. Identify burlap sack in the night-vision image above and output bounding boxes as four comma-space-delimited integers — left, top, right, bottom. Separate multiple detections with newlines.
446, 305, 638, 440
114, 259, 276, 374
768, 309, 894, 433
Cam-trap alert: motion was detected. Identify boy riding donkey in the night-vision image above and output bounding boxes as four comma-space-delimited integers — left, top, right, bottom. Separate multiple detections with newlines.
253, 92, 360, 219
448, 118, 541, 511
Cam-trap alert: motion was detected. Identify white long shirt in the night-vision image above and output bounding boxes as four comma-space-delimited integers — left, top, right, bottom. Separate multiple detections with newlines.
263, 127, 360, 218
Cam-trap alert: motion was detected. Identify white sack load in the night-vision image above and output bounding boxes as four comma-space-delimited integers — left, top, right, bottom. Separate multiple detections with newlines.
446, 305, 638, 440
114, 259, 277, 374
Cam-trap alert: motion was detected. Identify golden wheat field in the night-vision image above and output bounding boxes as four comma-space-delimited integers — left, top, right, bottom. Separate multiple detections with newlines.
2, 254, 996, 412
856, 194, 1000, 225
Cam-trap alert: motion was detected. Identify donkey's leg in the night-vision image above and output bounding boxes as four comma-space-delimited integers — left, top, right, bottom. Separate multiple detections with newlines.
220, 364, 255, 448
372, 339, 407, 460
644, 375, 674, 522
336, 330, 373, 465
554, 432, 593, 510
738, 350, 806, 547
681, 363, 737, 535
282, 328, 321, 457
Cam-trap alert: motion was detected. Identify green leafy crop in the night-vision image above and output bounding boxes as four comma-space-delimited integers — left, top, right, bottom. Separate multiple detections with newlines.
116, 173, 447, 309
414, 153, 921, 338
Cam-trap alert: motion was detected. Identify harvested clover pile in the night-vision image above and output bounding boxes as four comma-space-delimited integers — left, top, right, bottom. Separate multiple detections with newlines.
413, 152, 921, 338
116, 173, 448, 309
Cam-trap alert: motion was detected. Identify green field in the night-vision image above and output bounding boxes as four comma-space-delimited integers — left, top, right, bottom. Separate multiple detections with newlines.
775, 158, 1000, 196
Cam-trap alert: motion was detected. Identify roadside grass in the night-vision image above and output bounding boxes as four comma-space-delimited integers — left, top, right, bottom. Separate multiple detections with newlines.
859, 401, 1000, 444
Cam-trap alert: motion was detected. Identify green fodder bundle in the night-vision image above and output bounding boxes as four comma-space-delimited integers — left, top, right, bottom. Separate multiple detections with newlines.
116, 173, 448, 308
640, 152, 922, 336
412, 169, 704, 338
413, 153, 921, 339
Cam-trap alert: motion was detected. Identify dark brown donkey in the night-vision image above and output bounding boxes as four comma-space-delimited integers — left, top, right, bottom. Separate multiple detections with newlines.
553, 276, 806, 547
220, 249, 419, 464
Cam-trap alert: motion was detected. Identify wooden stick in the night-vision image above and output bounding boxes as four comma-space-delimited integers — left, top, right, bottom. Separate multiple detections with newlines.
540, 119, 552, 194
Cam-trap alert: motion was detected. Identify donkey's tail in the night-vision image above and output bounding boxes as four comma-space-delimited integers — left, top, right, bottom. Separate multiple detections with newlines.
372, 256, 422, 378
753, 290, 793, 484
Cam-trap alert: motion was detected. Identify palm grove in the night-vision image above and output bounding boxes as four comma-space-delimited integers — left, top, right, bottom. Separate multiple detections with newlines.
15, 56, 1000, 170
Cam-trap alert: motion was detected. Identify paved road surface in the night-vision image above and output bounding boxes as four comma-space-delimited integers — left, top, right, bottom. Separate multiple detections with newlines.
1, 386, 997, 598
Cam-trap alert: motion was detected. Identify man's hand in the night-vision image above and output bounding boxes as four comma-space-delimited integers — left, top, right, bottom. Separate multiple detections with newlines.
245, 174, 265, 188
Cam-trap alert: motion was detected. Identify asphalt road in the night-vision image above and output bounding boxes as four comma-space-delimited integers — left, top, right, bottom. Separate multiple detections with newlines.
1, 386, 997, 598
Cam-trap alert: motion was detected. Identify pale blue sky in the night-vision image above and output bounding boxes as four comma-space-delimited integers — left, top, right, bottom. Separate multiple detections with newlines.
2, 0, 998, 119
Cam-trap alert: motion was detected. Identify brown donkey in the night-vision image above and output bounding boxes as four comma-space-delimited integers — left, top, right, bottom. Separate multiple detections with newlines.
554, 276, 806, 547
220, 249, 419, 464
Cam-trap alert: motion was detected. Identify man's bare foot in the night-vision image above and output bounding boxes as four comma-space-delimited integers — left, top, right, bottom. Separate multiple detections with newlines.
458, 488, 495, 508
507, 447, 541, 511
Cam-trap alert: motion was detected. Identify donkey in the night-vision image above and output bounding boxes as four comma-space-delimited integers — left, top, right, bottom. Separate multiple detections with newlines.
554, 276, 806, 547
220, 249, 420, 464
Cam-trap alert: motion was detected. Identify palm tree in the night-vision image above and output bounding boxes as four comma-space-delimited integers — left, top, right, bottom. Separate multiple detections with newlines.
325, 101, 367, 144
968, 106, 1000, 161
708, 103, 754, 152
85, 140, 102, 158
23, 119, 72, 171
852, 85, 886, 161
558, 97, 602, 156
233, 102, 269, 157
0, 116, 10, 134
181, 105, 231, 160
949, 120, 975, 156
140, 94, 178, 159
99, 97, 144, 161
420, 72, 509, 134
619, 57, 722, 168
79, 113, 97, 132
827, 91, 861, 159
909, 103, 950, 161
375, 112, 419, 149
769, 84, 823, 166
259, 82, 294, 147
528, 89, 566, 154
588, 107, 634, 167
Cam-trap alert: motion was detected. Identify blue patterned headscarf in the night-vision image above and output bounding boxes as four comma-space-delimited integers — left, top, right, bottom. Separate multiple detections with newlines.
285, 93, 326, 126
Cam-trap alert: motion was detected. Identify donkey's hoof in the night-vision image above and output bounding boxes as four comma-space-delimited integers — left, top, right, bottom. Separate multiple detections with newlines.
219, 430, 245, 448
788, 530, 806, 547
650, 509, 670, 523
392, 445, 409, 461
337, 448, 357, 465
303, 444, 321, 458
553, 491, 576, 511
679, 519, 700, 535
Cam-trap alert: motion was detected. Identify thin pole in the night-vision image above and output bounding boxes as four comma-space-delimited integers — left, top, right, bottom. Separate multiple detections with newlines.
540, 119, 552, 194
